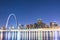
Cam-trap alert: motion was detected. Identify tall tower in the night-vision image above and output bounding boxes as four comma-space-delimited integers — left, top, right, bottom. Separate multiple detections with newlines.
34, 23, 38, 28
5, 13, 18, 29
37, 19, 45, 28
37, 19, 43, 24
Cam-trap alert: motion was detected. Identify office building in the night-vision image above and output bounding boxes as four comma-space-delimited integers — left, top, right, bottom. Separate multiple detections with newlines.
37, 19, 45, 28
50, 22, 58, 28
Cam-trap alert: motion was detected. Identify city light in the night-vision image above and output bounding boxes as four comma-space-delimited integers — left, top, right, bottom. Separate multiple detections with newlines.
0, 14, 60, 40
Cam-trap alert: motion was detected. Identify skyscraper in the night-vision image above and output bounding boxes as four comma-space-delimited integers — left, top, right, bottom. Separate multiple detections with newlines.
44, 24, 49, 28
26, 25, 30, 29
37, 19, 45, 28
29, 24, 33, 29
34, 23, 38, 28
50, 22, 58, 28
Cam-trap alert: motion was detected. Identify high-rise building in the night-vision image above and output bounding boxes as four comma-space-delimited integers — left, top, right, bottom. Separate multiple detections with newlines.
44, 24, 49, 28
34, 23, 38, 28
2, 26, 6, 30
37, 19, 42, 24
29, 24, 33, 29
50, 22, 58, 28
37, 19, 45, 28
26, 25, 30, 29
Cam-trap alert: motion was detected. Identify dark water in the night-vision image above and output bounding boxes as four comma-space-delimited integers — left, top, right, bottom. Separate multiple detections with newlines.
2, 31, 60, 40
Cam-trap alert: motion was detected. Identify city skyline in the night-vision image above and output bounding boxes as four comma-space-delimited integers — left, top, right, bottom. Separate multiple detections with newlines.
0, 0, 60, 27
0, 13, 59, 29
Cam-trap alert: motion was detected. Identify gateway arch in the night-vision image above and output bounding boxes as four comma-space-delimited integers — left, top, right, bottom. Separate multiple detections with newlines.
5, 13, 18, 28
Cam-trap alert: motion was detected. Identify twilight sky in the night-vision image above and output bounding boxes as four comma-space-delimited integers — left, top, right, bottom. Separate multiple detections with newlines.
0, 0, 60, 27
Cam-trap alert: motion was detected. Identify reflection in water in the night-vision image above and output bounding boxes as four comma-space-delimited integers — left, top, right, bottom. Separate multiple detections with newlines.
55, 31, 58, 40
8, 31, 12, 40
58, 31, 60, 40
17, 31, 20, 40
0, 31, 60, 40
12, 31, 14, 40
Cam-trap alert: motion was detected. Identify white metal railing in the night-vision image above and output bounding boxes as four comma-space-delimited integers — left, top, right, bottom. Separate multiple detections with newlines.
0, 28, 60, 40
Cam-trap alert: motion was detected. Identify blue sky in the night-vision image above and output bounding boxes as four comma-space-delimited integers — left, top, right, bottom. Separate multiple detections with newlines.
0, 0, 60, 27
